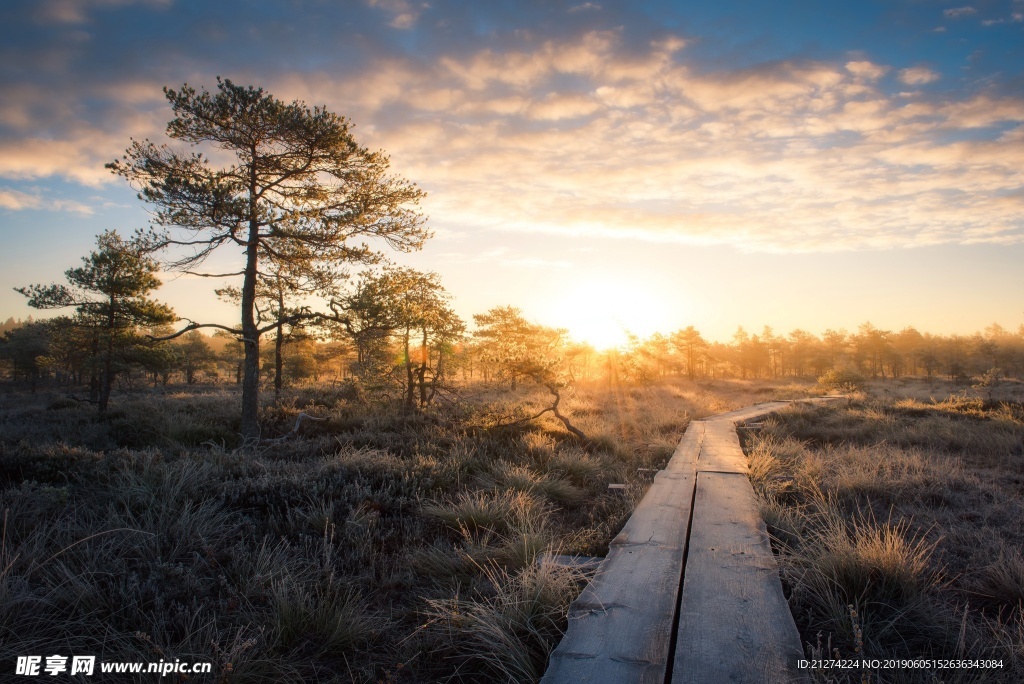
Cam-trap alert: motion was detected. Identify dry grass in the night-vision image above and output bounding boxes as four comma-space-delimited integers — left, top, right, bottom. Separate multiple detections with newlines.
744, 383, 1024, 683
1, 376, 814, 682
420, 560, 586, 683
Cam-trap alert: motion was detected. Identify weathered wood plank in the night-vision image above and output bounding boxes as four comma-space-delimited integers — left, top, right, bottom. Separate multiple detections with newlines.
672, 471, 808, 684
703, 401, 790, 424
543, 399, 844, 684
665, 420, 705, 472
696, 420, 747, 473
696, 402, 790, 473
542, 468, 697, 684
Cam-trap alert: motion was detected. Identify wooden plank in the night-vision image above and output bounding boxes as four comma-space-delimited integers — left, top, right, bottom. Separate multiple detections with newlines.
696, 420, 747, 473
542, 469, 697, 684
543, 400, 845, 684
666, 421, 705, 472
703, 401, 790, 424
697, 403, 790, 473
672, 472, 808, 684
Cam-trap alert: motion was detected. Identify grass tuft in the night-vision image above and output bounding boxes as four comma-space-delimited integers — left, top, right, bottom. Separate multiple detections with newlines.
746, 394, 1024, 682
422, 558, 584, 683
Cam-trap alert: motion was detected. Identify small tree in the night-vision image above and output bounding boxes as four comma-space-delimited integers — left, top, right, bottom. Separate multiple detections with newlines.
391, 269, 463, 408
136, 325, 179, 386
108, 78, 428, 442
472, 306, 564, 389
333, 267, 462, 407
16, 231, 175, 412
972, 367, 1002, 402
174, 331, 217, 384
0, 320, 53, 389
214, 330, 245, 384
473, 306, 586, 440
217, 237, 345, 401
671, 326, 708, 380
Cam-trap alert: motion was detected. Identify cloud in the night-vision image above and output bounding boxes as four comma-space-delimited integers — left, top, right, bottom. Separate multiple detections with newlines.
366, 0, 423, 29
0, 187, 93, 214
845, 61, 889, 81
500, 256, 574, 269
0, 189, 41, 210
899, 67, 940, 85
0, 110, 164, 186
2, 25, 1023, 254
943, 6, 978, 19
527, 92, 601, 120
433, 248, 572, 269
940, 96, 1024, 128
304, 32, 1024, 253
35, 0, 172, 24
438, 30, 624, 90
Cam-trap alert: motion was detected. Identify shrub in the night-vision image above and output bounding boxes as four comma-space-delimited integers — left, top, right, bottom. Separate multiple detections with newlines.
817, 366, 866, 392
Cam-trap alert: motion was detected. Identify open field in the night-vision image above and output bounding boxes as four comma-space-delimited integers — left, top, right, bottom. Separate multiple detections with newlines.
0, 377, 819, 683
743, 379, 1024, 684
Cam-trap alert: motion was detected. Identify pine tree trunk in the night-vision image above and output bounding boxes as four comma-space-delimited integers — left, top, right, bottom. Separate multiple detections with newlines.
418, 327, 428, 407
89, 333, 100, 402
274, 320, 284, 402
404, 328, 415, 409
99, 301, 115, 414
240, 189, 261, 445
273, 289, 285, 402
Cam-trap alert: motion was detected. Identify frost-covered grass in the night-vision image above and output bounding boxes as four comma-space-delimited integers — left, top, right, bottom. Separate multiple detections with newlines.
0, 375, 817, 682
744, 391, 1024, 684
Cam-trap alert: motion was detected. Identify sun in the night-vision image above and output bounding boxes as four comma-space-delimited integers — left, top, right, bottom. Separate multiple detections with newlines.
554, 278, 668, 350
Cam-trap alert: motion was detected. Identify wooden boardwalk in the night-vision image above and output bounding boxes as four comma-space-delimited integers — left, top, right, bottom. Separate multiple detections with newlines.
542, 400, 836, 684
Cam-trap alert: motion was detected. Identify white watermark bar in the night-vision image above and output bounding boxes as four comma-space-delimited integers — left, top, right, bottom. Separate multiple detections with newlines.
15, 655, 213, 677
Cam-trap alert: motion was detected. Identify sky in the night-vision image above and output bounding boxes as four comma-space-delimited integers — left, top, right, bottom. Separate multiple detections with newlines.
1, 0, 1023, 347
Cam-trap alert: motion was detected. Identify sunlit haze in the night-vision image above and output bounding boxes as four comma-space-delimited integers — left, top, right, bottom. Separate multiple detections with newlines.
1, 1, 1023, 342
544, 278, 676, 350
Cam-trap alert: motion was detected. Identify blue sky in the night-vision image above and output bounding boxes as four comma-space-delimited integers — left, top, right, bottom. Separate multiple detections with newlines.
1, 0, 1023, 345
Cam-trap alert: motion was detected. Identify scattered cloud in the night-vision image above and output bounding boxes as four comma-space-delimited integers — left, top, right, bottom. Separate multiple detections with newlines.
2, 27, 1022, 254
0, 187, 94, 214
301, 32, 1024, 252
845, 60, 889, 81
899, 67, 940, 85
943, 6, 978, 19
501, 257, 574, 269
366, 0, 424, 29
35, 0, 172, 24
0, 128, 154, 187
0, 189, 41, 211
982, 10, 1024, 25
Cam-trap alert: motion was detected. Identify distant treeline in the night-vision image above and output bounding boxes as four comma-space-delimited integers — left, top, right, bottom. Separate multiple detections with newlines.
0, 317, 34, 336
613, 322, 1024, 383
2, 312, 1020, 396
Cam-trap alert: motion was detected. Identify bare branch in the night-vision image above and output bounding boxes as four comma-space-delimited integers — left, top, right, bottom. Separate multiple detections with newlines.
254, 310, 316, 335
263, 412, 327, 443
492, 381, 589, 443
542, 382, 590, 442
182, 270, 246, 278
147, 319, 248, 342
